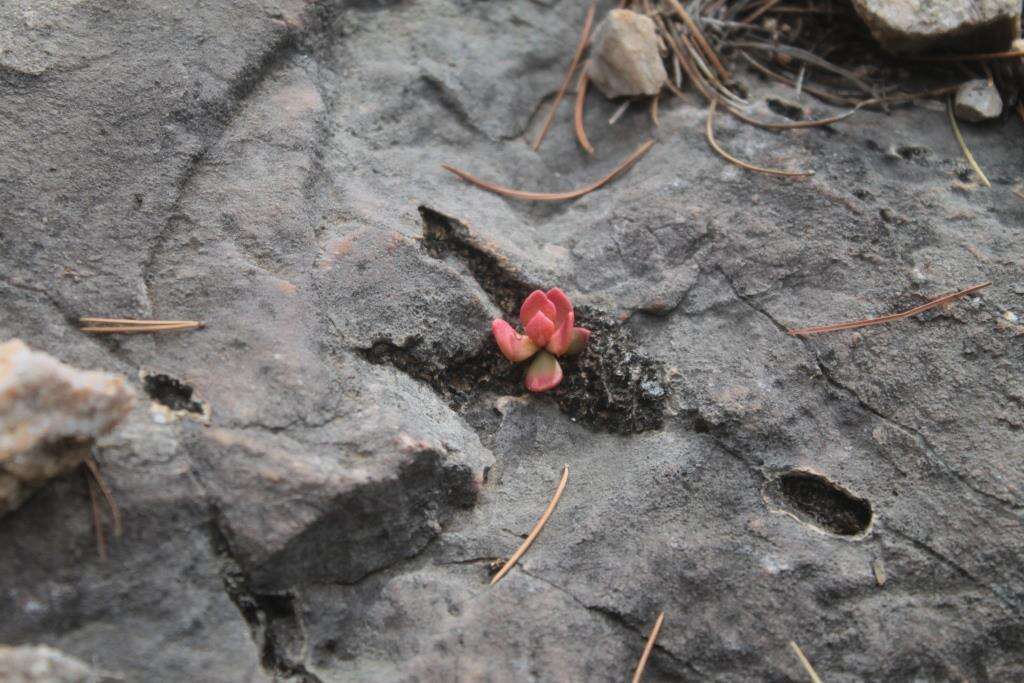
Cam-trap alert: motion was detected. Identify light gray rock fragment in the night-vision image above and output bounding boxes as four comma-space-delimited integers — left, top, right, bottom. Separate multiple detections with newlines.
852, 0, 1021, 53
0, 644, 99, 683
955, 78, 1004, 121
586, 9, 667, 98
0, 339, 135, 515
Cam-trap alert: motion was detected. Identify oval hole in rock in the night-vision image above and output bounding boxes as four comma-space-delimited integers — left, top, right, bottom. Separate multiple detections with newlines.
764, 471, 872, 537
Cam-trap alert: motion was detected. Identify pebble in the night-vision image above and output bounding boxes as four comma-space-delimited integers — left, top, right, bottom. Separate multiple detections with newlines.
954, 79, 1003, 122
586, 9, 667, 98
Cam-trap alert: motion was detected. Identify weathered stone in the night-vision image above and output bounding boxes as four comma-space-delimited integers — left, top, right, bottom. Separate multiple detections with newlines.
0, 644, 98, 683
2, 0, 1024, 680
955, 78, 1004, 121
586, 9, 667, 98
0, 340, 134, 515
852, 0, 1022, 53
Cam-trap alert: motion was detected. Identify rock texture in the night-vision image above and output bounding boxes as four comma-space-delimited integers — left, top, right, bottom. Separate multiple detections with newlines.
0, 339, 135, 515
587, 9, 667, 98
955, 78, 1004, 121
1, 1, 1023, 681
852, 0, 1022, 53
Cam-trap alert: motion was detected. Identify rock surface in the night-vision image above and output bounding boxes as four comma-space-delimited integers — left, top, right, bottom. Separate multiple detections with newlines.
852, 0, 1022, 53
587, 9, 667, 98
1, 1, 1023, 681
955, 78, 1004, 121
0, 339, 135, 515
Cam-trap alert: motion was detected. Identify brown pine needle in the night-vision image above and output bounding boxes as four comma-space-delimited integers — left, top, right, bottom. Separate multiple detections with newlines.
574, 69, 595, 154
85, 470, 107, 561
706, 101, 813, 178
914, 48, 1024, 62
947, 96, 991, 188
83, 455, 122, 537
80, 318, 204, 334
532, 3, 596, 151
650, 92, 660, 128
743, 0, 783, 24
725, 101, 862, 130
788, 641, 823, 683
787, 281, 991, 336
631, 611, 666, 683
490, 464, 568, 585
443, 139, 655, 202
666, 0, 730, 82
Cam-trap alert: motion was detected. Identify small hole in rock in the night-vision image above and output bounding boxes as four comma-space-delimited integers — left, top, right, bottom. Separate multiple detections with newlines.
766, 98, 804, 121
144, 373, 205, 414
765, 471, 872, 536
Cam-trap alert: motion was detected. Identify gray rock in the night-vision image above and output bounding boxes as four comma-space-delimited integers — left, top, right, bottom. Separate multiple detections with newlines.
955, 78, 1004, 121
852, 0, 1022, 53
586, 9, 667, 98
2, 0, 1024, 681
0, 644, 98, 683
0, 340, 134, 515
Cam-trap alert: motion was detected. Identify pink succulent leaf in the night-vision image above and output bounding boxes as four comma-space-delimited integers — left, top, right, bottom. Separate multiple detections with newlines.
520, 290, 556, 327
524, 312, 556, 347
546, 287, 574, 327
492, 319, 539, 362
524, 351, 563, 392
565, 327, 591, 356
545, 308, 575, 356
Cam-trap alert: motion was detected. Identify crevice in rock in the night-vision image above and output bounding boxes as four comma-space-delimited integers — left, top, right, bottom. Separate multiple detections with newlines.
517, 568, 701, 678
719, 268, 1023, 514
355, 207, 670, 434
142, 372, 206, 415
208, 519, 323, 683
764, 470, 872, 536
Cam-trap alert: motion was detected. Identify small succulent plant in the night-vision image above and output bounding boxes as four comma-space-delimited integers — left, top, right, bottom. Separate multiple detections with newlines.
492, 288, 591, 392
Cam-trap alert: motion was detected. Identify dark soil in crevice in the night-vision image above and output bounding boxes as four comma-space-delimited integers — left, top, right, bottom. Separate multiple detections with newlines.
358, 207, 670, 434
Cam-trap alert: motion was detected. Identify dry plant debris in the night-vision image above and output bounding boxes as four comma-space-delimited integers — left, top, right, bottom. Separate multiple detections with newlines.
787, 282, 991, 337
442, 140, 654, 201
631, 610, 666, 683
946, 96, 992, 187
788, 640, 823, 683
444, 0, 1023, 196
83, 454, 122, 561
490, 464, 569, 585
79, 317, 205, 334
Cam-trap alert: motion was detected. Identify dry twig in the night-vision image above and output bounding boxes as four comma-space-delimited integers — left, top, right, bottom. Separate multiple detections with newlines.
631, 611, 666, 683
788, 641, 823, 683
532, 3, 597, 151
787, 282, 991, 336
442, 139, 655, 201
706, 100, 813, 177
947, 96, 991, 188
490, 464, 569, 585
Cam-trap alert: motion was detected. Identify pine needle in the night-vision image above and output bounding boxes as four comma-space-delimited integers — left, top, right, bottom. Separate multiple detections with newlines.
947, 96, 991, 188
914, 48, 1024, 62
490, 464, 568, 585
442, 139, 655, 202
724, 101, 863, 130
788, 641, 823, 683
631, 611, 666, 683
787, 281, 991, 336
80, 318, 204, 334
83, 454, 122, 537
574, 70, 596, 154
85, 470, 107, 561
666, 0, 730, 81
532, 3, 597, 151
706, 100, 813, 178
650, 92, 660, 127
